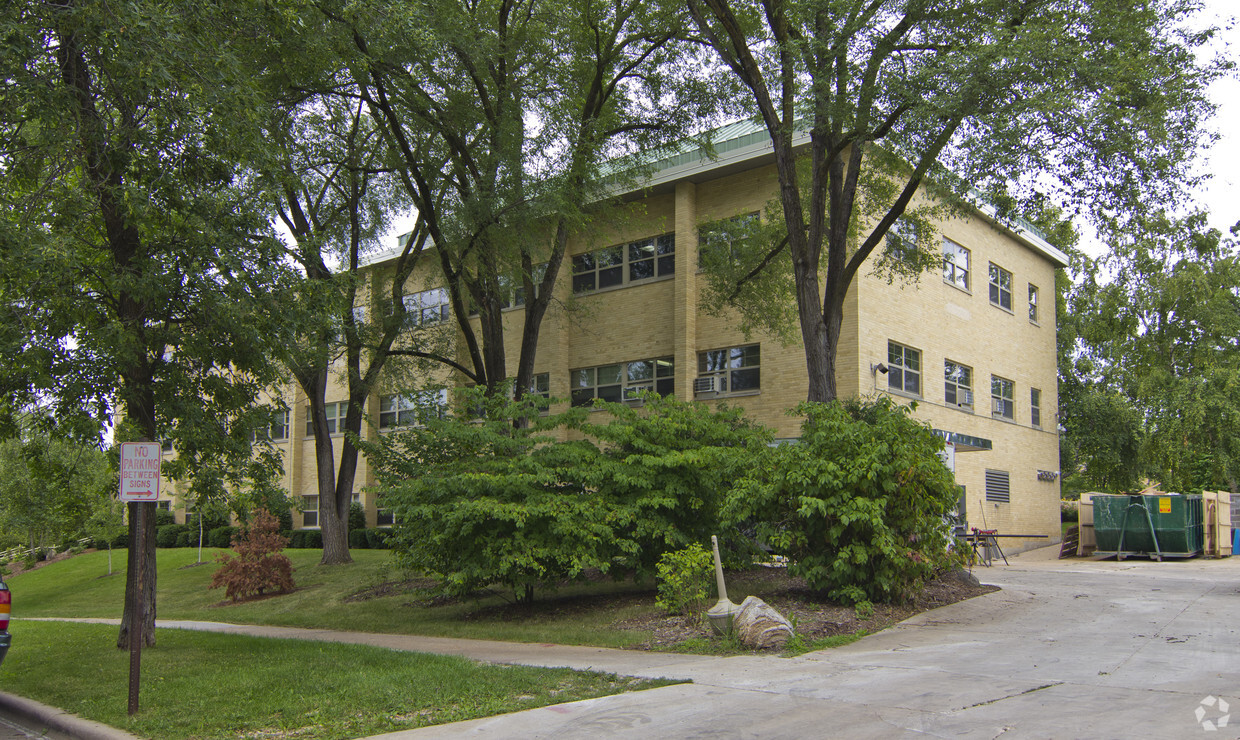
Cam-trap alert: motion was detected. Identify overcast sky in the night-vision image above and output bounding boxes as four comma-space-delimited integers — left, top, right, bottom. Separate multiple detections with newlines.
383, 3, 1239, 250
1195, 0, 1238, 235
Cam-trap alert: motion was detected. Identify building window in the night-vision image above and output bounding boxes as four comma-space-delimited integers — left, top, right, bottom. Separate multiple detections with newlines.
887, 342, 921, 396
1031, 387, 1042, 428
376, 509, 395, 527
270, 410, 289, 441
942, 238, 970, 291
528, 373, 550, 399
511, 264, 546, 308
156, 500, 172, 511
403, 288, 450, 326
698, 212, 759, 267
886, 218, 918, 259
696, 345, 760, 395
305, 402, 346, 436
1028, 284, 1039, 323
944, 360, 974, 409
572, 234, 674, 294
301, 495, 319, 528
468, 265, 547, 315
379, 390, 448, 429
984, 470, 1011, 503
571, 357, 674, 406
989, 263, 1012, 311
991, 376, 1014, 420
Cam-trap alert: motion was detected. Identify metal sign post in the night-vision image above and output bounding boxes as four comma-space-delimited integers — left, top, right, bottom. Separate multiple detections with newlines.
120, 442, 161, 716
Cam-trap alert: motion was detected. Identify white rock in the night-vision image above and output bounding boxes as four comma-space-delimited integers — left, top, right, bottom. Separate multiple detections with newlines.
734, 595, 794, 649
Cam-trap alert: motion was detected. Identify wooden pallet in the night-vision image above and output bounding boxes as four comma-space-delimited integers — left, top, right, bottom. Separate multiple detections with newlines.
1059, 525, 1080, 559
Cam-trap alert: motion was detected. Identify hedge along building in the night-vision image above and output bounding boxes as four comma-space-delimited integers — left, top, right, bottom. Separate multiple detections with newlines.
157, 120, 1067, 550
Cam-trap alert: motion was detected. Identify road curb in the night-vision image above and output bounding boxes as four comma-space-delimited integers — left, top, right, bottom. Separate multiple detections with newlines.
0, 691, 141, 740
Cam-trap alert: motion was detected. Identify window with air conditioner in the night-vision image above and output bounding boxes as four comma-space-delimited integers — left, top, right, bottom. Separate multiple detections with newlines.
571, 357, 674, 406
696, 344, 760, 396
991, 376, 1014, 420
944, 360, 973, 410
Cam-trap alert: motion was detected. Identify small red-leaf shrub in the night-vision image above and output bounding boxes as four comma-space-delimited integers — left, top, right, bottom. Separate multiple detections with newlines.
209, 510, 294, 602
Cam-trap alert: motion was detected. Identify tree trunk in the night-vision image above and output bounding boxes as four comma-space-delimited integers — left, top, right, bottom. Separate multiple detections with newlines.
116, 501, 156, 649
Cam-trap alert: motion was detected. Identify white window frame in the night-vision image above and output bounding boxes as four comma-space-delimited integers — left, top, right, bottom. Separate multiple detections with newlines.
379, 389, 448, 429
887, 341, 921, 397
1031, 387, 1042, 428
943, 238, 970, 291
989, 263, 1013, 311
696, 344, 761, 396
944, 360, 974, 410
572, 234, 675, 294
698, 212, 759, 268
305, 401, 346, 436
571, 357, 675, 407
991, 376, 1015, 420
301, 495, 319, 528
270, 410, 289, 441
403, 288, 450, 326
1028, 283, 1040, 323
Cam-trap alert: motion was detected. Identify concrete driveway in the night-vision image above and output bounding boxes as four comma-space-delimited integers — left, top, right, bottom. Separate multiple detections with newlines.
380, 548, 1240, 739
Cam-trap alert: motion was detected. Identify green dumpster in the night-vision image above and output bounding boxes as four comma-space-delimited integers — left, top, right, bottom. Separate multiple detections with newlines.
1092, 494, 1203, 559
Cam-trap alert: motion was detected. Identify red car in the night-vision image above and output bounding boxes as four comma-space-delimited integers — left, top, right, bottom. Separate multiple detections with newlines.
0, 579, 10, 664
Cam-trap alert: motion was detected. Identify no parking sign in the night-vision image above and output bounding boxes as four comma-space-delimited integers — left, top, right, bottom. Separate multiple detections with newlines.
119, 442, 162, 502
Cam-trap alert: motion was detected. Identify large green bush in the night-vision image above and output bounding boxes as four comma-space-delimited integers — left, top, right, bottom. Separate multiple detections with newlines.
155, 524, 187, 548
367, 389, 767, 602
727, 397, 959, 604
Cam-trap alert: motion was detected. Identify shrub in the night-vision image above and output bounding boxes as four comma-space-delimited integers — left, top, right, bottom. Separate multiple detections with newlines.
287, 530, 305, 548
364, 528, 389, 550
727, 397, 959, 604
207, 526, 237, 549
209, 510, 294, 602
348, 529, 369, 549
110, 531, 128, 548
367, 388, 768, 602
155, 524, 187, 548
154, 509, 176, 527
301, 530, 322, 548
655, 543, 714, 616
176, 529, 193, 548
348, 502, 366, 532
1061, 500, 1080, 523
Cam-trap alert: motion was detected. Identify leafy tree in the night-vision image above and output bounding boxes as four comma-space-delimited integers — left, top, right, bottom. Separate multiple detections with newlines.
322, 0, 722, 399
727, 397, 959, 604
687, 0, 1225, 401
209, 510, 295, 602
84, 489, 126, 576
367, 388, 768, 602
0, 426, 111, 553
0, 0, 293, 646
254, 73, 432, 565
1070, 212, 1240, 492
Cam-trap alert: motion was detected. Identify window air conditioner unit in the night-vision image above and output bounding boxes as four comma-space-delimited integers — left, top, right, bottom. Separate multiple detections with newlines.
959, 389, 973, 407
693, 376, 717, 395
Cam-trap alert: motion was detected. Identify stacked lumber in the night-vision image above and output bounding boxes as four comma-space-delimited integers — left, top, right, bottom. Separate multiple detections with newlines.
1202, 491, 1232, 558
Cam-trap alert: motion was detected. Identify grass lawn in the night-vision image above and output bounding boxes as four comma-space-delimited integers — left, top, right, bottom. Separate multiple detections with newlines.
1, 620, 672, 740
10, 548, 659, 647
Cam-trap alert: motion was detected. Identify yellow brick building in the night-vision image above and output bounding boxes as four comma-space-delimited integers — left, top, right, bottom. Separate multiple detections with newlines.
159, 124, 1067, 551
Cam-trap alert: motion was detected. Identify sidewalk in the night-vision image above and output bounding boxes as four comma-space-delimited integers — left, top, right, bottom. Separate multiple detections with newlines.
20, 546, 1240, 739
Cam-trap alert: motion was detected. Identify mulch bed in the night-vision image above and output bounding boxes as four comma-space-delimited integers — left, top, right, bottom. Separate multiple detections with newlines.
616, 566, 998, 650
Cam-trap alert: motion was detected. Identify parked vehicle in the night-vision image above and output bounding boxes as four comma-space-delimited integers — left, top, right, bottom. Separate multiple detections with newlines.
0, 578, 10, 665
